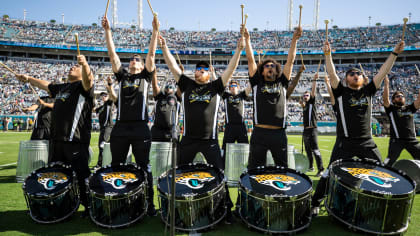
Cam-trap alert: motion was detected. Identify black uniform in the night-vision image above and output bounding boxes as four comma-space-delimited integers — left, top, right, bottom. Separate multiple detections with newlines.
151, 91, 180, 142
30, 96, 54, 140
384, 103, 420, 166
95, 100, 114, 166
221, 91, 250, 155
48, 80, 93, 207
302, 96, 323, 171
248, 72, 289, 168
312, 81, 382, 208
109, 67, 155, 209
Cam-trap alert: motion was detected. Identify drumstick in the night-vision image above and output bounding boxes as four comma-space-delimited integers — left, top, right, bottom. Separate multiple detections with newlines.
175, 51, 182, 66
358, 63, 366, 76
209, 51, 212, 66
298, 5, 303, 27
324, 20, 329, 42
299, 51, 304, 66
0, 61, 18, 75
104, 0, 111, 17
316, 59, 322, 73
241, 4, 244, 25
244, 14, 248, 27
74, 33, 80, 56
402, 17, 408, 41
415, 64, 420, 75
261, 50, 268, 61
258, 51, 261, 64
146, 0, 156, 16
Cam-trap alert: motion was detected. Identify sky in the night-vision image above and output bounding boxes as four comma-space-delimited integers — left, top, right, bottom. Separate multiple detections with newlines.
1, 0, 419, 31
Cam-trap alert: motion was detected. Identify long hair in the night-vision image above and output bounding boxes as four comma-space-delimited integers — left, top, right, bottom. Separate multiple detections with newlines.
257, 58, 282, 77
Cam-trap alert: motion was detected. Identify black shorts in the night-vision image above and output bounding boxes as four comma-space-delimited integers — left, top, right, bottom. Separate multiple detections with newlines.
151, 126, 172, 142
30, 127, 50, 140
332, 138, 382, 163
222, 123, 248, 150
179, 136, 224, 170
249, 127, 288, 168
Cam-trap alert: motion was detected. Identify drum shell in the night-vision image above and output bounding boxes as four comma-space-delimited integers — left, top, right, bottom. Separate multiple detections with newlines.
22, 163, 80, 224
238, 166, 313, 233
157, 163, 227, 231
326, 160, 416, 235
149, 142, 172, 184
16, 140, 49, 183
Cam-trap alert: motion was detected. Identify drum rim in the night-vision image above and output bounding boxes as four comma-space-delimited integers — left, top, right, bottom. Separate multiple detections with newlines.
393, 159, 420, 192
22, 162, 76, 197
239, 166, 313, 199
86, 163, 147, 199
89, 202, 148, 229
157, 163, 226, 200
329, 159, 416, 198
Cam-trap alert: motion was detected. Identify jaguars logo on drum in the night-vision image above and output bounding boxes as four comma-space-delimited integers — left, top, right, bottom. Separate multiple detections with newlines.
101, 172, 138, 189
37, 172, 68, 190
251, 174, 300, 191
175, 171, 215, 189
341, 167, 400, 188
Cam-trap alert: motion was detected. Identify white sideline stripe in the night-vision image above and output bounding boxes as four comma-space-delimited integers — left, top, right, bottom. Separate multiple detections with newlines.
0, 162, 17, 167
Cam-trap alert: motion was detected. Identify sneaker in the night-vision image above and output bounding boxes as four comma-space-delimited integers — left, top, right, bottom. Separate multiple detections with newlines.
315, 169, 324, 177
225, 210, 234, 224
147, 205, 158, 217
311, 207, 320, 217
308, 167, 315, 172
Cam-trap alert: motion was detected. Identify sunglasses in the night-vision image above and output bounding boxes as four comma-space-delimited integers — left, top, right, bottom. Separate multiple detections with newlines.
130, 57, 141, 62
264, 64, 276, 69
230, 84, 238, 88
395, 94, 404, 98
196, 67, 209, 71
303, 94, 310, 97
348, 71, 361, 76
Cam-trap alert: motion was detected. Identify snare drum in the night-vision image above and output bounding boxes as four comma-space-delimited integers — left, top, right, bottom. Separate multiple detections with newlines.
326, 159, 416, 235
22, 162, 80, 223
86, 164, 147, 228
16, 140, 49, 183
238, 166, 313, 234
158, 163, 226, 231
149, 142, 172, 184
102, 143, 133, 167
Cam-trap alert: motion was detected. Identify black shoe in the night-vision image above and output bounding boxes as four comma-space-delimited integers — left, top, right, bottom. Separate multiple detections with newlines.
147, 205, 158, 217
225, 210, 234, 224
81, 208, 89, 218
311, 207, 320, 217
308, 167, 315, 172
315, 169, 324, 177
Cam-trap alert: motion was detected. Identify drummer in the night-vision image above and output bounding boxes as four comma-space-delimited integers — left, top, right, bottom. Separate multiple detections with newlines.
382, 76, 420, 166
16, 54, 95, 217
158, 31, 245, 224
23, 95, 54, 141
311, 40, 405, 216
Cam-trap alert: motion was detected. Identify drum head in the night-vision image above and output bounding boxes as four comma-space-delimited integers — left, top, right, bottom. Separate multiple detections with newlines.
158, 163, 224, 197
88, 164, 145, 196
240, 166, 312, 197
393, 159, 420, 193
331, 160, 415, 197
23, 163, 73, 196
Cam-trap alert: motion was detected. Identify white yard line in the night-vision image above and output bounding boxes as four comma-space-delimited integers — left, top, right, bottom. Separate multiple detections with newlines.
289, 143, 332, 153
0, 162, 17, 167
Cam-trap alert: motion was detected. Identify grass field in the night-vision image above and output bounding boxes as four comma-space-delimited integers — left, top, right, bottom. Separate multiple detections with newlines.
0, 132, 419, 236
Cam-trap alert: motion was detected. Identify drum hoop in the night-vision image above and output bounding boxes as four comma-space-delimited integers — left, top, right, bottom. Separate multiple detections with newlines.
325, 203, 409, 235
239, 188, 312, 203
329, 166, 416, 198
89, 204, 147, 229
158, 182, 225, 201
88, 182, 147, 200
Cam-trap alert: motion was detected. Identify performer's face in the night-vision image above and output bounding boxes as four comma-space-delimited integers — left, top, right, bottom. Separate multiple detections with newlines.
195, 66, 210, 84
346, 71, 364, 89
101, 94, 108, 102
303, 92, 310, 101
262, 63, 277, 80
229, 83, 238, 94
393, 93, 405, 106
68, 65, 82, 81
129, 56, 144, 72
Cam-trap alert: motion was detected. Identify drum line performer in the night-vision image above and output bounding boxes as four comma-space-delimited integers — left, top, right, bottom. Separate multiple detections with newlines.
158, 30, 245, 224
23, 96, 54, 141
102, 14, 159, 216
311, 40, 405, 216
382, 75, 420, 166
242, 24, 302, 168
286, 65, 306, 99
299, 73, 324, 176
94, 77, 116, 167
17, 54, 95, 217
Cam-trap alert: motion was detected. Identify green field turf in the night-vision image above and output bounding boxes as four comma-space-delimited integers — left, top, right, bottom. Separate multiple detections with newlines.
0, 132, 419, 236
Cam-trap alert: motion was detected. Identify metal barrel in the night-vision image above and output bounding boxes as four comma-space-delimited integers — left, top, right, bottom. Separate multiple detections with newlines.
16, 140, 49, 183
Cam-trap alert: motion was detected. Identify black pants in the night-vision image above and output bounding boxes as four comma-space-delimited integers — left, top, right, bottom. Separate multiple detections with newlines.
222, 123, 249, 157
110, 121, 154, 208
249, 127, 288, 168
179, 136, 233, 211
385, 138, 420, 166
312, 137, 382, 208
151, 126, 172, 142
49, 141, 91, 208
303, 128, 323, 170
30, 127, 50, 140
97, 126, 112, 166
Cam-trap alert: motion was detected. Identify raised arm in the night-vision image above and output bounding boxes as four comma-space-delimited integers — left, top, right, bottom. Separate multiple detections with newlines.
105, 77, 117, 102
102, 16, 122, 73
77, 55, 94, 91
323, 41, 340, 89
210, 65, 217, 81
151, 71, 160, 97
286, 65, 305, 99
242, 26, 257, 77
311, 73, 318, 98
383, 76, 390, 108
245, 82, 252, 96
221, 36, 245, 86
414, 81, 420, 109
39, 98, 54, 109
16, 74, 50, 92
373, 41, 405, 89
324, 72, 335, 106
22, 104, 39, 112
145, 15, 159, 72
283, 26, 302, 80
159, 35, 182, 82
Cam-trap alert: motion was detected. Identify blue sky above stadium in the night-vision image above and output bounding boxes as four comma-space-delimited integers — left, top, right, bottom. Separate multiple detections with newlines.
2, 0, 419, 31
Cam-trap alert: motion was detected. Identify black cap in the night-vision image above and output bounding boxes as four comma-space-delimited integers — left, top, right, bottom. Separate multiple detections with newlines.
100, 92, 108, 96
196, 61, 210, 68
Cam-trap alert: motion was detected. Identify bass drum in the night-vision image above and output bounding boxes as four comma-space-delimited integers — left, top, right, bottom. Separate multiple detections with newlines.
22, 162, 80, 223
238, 166, 313, 234
86, 163, 147, 228
158, 163, 226, 232
326, 159, 416, 235
393, 159, 420, 193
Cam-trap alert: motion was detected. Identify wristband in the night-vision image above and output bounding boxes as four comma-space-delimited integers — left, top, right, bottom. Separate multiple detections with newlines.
324, 52, 331, 56
108, 83, 112, 86
391, 51, 399, 56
